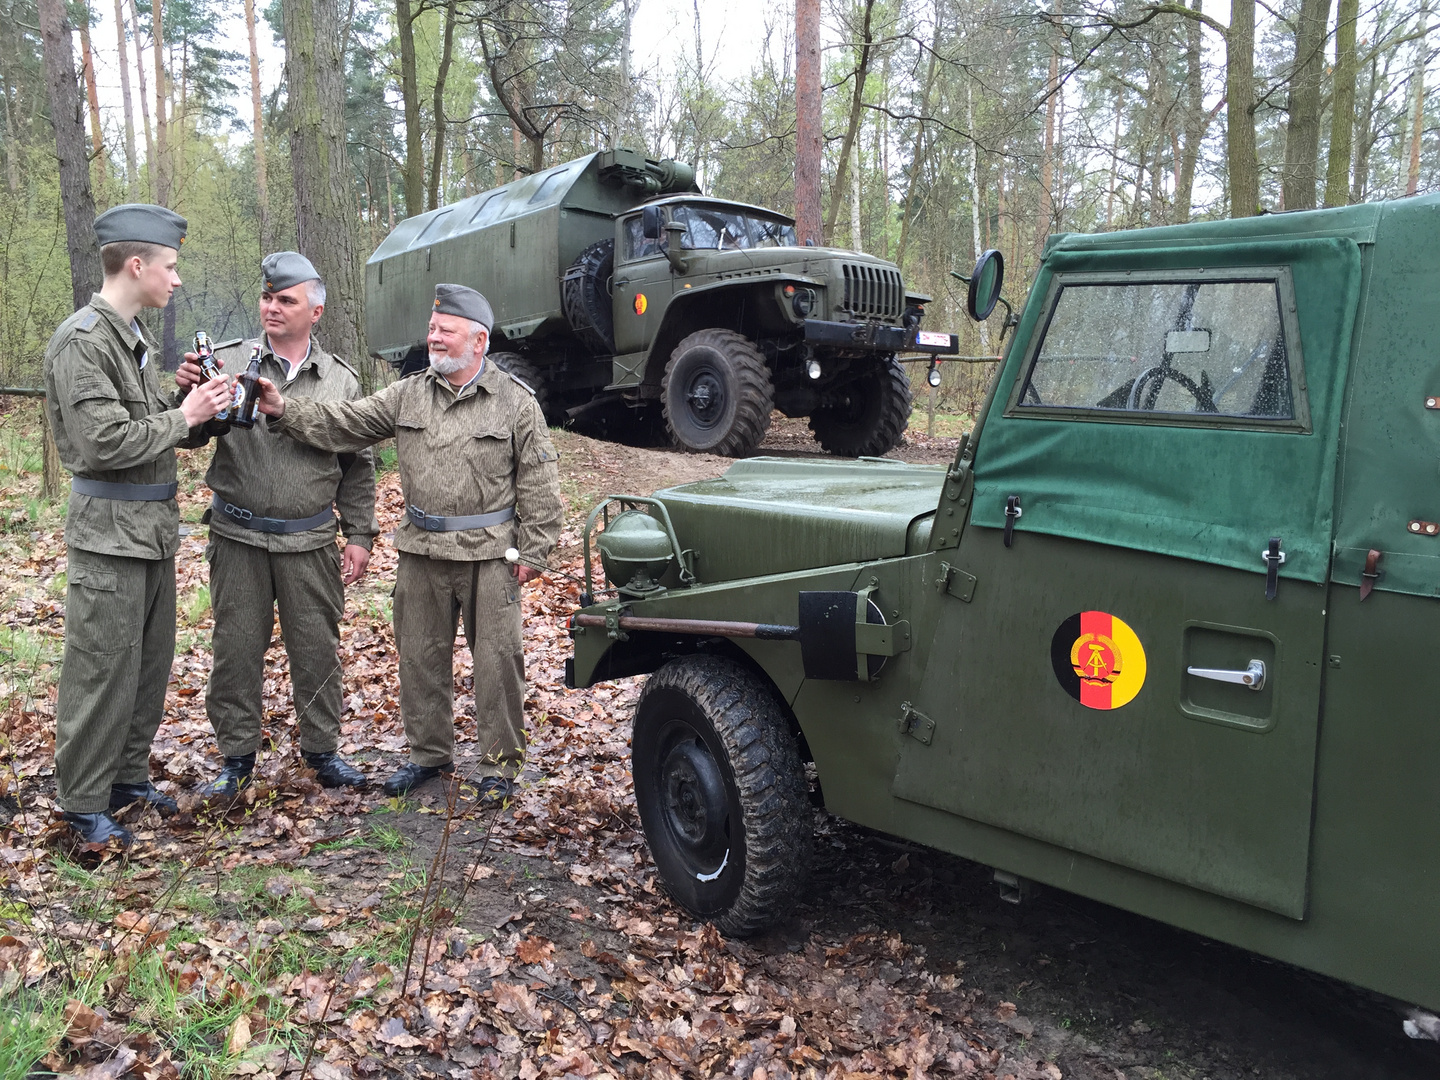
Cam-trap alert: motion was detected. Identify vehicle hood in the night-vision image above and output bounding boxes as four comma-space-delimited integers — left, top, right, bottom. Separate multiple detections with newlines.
653, 457, 944, 585
695, 245, 902, 277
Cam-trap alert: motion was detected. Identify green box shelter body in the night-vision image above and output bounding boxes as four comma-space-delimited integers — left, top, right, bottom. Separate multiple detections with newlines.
570, 193, 1440, 1010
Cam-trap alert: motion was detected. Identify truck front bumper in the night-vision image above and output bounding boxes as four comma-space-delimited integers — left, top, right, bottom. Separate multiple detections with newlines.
803, 319, 959, 354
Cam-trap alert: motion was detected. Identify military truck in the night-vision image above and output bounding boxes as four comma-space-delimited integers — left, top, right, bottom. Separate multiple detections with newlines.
566, 193, 1440, 1017
365, 149, 958, 457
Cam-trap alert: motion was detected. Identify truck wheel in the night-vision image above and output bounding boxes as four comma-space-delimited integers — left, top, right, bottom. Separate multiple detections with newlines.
632, 655, 812, 936
808, 355, 913, 457
490, 352, 556, 424
562, 240, 615, 354
662, 330, 774, 456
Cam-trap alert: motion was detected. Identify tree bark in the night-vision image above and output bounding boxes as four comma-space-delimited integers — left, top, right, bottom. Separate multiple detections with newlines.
794, 0, 822, 243
245, 0, 271, 250
823, 0, 876, 244
1405, 5, 1429, 195
284, 0, 369, 379
38, 0, 99, 499
1174, 0, 1205, 223
896, 0, 941, 266
1323, 0, 1359, 207
396, 0, 424, 217
152, 0, 168, 203
112, 0, 137, 190
1280, 0, 1332, 211
1351, 48, 1379, 202
1035, 0, 1060, 262
427, 0, 459, 212
129, 0, 153, 194
1226, 0, 1259, 216
76, 2, 106, 194
966, 77, 989, 354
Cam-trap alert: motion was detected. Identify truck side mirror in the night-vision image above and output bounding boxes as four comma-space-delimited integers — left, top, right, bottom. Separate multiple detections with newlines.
641, 204, 663, 240
966, 249, 1005, 322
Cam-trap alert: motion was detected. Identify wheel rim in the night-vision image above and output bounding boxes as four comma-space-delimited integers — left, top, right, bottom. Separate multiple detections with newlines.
655, 720, 731, 877
682, 362, 727, 430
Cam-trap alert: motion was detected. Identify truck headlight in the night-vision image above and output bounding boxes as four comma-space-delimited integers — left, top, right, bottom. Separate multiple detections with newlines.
806, 359, 823, 380
792, 289, 814, 317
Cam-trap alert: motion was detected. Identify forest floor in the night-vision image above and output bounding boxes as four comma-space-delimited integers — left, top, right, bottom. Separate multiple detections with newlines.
1, 403, 1438, 1080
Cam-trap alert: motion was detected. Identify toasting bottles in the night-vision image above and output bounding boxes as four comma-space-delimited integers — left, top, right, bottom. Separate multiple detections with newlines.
231, 344, 264, 429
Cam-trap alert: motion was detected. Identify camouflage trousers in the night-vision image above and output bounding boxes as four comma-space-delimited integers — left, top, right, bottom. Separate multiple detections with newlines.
206, 534, 344, 758
392, 552, 525, 774
55, 548, 176, 813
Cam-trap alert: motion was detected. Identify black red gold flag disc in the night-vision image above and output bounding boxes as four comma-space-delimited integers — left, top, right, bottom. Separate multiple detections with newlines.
1050, 610, 1147, 709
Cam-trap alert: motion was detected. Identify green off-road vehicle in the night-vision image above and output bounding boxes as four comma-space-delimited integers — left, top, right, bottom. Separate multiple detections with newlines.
365, 149, 957, 457
568, 193, 1440, 1017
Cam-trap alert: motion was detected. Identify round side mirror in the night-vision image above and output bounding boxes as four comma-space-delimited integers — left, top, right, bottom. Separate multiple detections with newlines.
966, 249, 1005, 322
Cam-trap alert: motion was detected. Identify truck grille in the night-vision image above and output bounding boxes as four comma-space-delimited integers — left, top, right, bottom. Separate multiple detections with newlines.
840, 263, 904, 319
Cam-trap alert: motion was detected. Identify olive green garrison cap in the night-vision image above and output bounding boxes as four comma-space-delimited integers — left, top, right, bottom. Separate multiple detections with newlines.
94, 203, 187, 249
433, 283, 494, 330
261, 251, 322, 292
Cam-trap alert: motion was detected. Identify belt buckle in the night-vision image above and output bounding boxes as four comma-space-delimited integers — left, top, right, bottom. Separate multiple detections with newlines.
409, 505, 442, 532
225, 502, 253, 521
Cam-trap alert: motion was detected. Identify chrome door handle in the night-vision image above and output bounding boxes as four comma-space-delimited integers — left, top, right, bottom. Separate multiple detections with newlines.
1186, 659, 1266, 691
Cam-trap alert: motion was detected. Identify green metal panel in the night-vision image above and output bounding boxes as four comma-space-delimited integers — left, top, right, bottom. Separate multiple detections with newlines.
655, 458, 945, 584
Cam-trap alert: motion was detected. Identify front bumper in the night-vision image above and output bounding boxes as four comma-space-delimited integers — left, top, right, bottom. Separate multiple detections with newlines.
803, 319, 959, 354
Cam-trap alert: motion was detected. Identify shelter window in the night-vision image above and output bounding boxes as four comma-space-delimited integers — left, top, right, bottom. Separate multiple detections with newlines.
1015, 275, 1300, 424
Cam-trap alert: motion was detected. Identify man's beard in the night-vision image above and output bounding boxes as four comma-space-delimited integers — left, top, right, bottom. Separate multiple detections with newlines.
429, 345, 472, 375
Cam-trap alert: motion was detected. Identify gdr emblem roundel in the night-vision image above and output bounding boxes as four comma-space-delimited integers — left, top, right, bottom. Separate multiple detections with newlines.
1050, 611, 1147, 710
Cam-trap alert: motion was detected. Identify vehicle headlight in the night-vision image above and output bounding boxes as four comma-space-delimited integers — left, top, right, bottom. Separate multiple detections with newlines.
792, 289, 814, 317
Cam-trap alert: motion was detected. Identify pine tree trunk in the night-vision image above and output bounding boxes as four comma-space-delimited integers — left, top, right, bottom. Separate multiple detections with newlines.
284, 0, 369, 380
823, 0, 875, 244
1351, 51, 1378, 202
1405, 5, 1429, 195
396, 0, 424, 217
129, 0, 153, 194
1280, 0, 1332, 211
76, 3, 106, 194
1035, 0, 1060, 262
1174, 0, 1204, 223
794, 0, 822, 243
245, 0, 271, 251
966, 78, 990, 354
153, 0, 168, 204
1324, 0, 1359, 206
896, 0, 941, 265
38, 0, 99, 499
112, 0, 137, 190
1226, 0, 1259, 216
427, 0, 459, 212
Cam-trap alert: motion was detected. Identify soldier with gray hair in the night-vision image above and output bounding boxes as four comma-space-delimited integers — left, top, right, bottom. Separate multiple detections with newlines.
250, 283, 563, 800
176, 251, 377, 796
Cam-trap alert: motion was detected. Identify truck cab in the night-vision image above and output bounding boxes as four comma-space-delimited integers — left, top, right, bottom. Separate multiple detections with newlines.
568, 194, 1440, 1013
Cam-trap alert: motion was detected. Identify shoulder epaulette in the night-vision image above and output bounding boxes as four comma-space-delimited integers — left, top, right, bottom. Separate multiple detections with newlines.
77, 310, 100, 332
505, 370, 537, 395
332, 354, 361, 380
213, 337, 244, 351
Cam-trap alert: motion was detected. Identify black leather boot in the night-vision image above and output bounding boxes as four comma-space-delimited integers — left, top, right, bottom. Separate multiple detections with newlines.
382, 761, 453, 796
302, 751, 367, 789
476, 776, 515, 806
63, 811, 134, 847
200, 754, 255, 798
109, 781, 179, 817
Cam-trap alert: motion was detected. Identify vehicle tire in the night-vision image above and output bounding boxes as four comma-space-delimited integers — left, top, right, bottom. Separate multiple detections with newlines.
490, 352, 556, 424
807, 355, 913, 457
632, 655, 812, 936
562, 240, 615, 354
662, 330, 774, 456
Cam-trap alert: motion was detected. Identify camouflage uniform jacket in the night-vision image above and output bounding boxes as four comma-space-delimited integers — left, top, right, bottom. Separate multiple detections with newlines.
202, 336, 377, 552
273, 361, 562, 563
43, 294, 204, 559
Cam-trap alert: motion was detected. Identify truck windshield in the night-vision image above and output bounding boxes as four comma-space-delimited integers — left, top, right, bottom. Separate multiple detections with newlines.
670, 205, 797, 250
1018, 278, 1293, 420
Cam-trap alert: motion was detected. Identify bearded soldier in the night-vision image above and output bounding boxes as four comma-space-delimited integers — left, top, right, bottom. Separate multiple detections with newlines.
252, 284, 563, 799
175, 252, 377, 796
43, 204, 232, 846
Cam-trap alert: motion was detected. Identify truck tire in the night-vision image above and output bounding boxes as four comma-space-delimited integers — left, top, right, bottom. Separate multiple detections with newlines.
807, 356, 913, 457
662, 330, 774, 456
562, 240, 616, 354
490, 352, 557, 424
632, 655, 812, 936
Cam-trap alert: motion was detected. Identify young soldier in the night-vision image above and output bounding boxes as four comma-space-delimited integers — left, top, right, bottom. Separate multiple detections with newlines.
252, 284, 562, 799
175, 252, 377, 796
43, 204, 232, 846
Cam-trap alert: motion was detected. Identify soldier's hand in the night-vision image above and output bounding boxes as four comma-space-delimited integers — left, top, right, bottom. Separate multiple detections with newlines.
514, 564, 541, 585
254, 377, 285, 417
180, 376, 232, 427
341, 544, 370, 585
176, 351, 221, 391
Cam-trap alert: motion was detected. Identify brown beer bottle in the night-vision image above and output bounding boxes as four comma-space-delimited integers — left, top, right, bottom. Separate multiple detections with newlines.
191, 331, 232, 437
231, 344, 264, 429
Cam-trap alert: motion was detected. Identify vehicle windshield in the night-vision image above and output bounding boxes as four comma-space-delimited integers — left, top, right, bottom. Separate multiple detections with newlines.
670, 204, 797, 250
